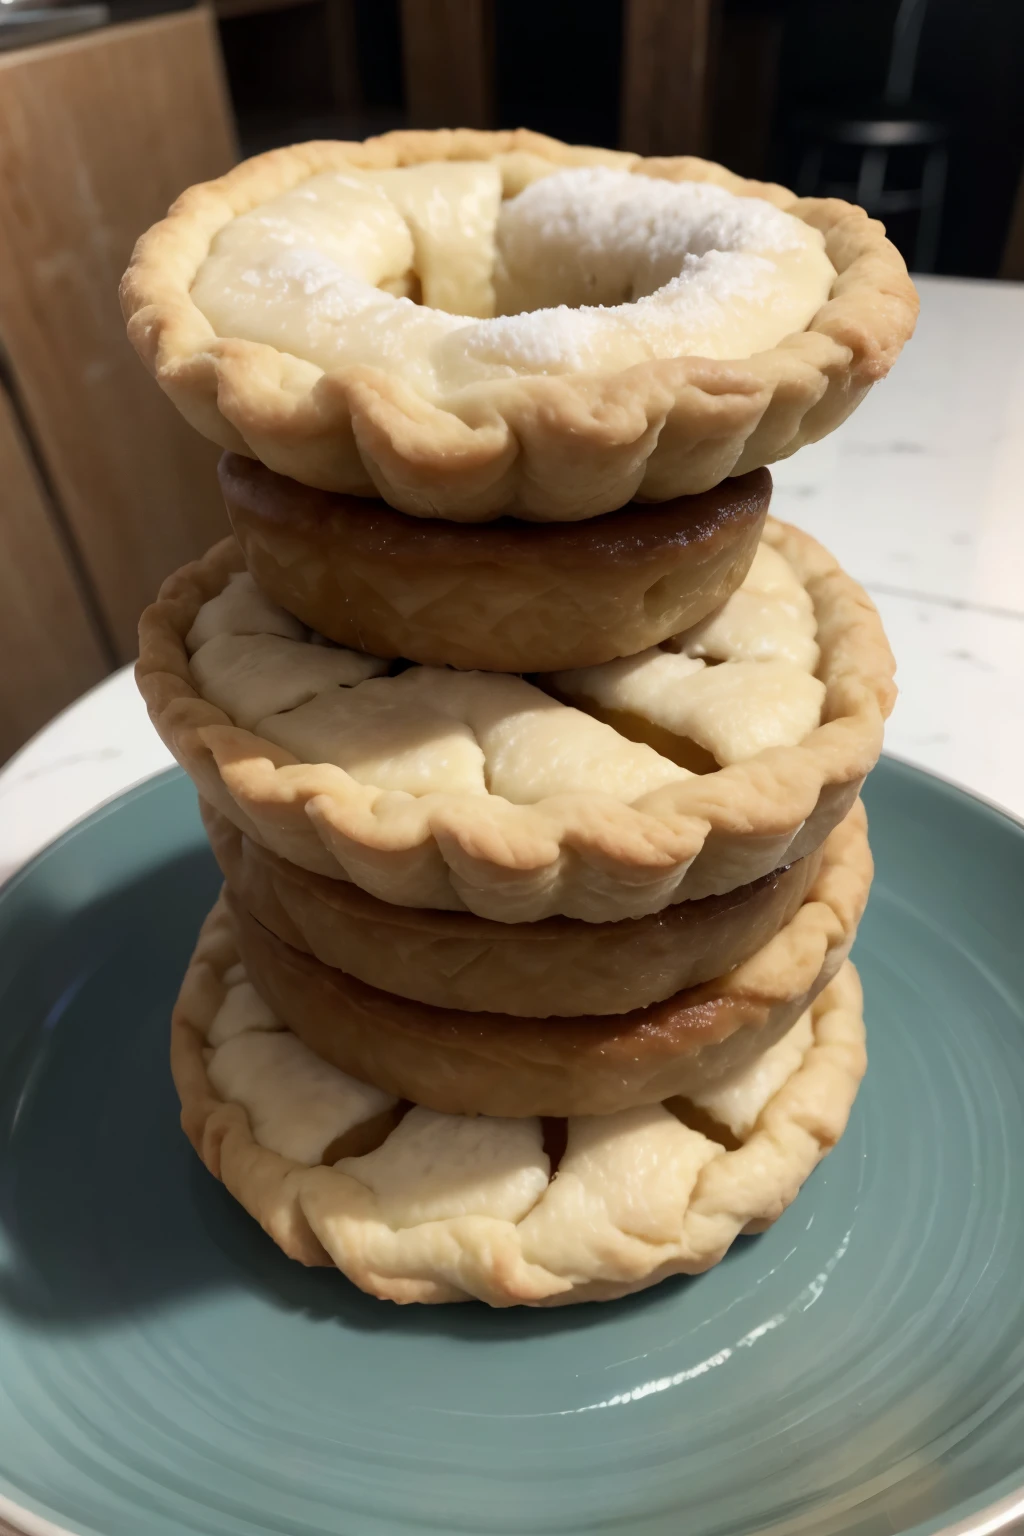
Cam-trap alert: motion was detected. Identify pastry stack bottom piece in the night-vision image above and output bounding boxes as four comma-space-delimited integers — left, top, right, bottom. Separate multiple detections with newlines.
139, 459, 893, 1307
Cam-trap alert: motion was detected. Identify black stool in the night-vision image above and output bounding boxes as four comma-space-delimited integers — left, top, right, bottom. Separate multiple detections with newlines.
796, 114, 948, 271
791, 0, 950, 271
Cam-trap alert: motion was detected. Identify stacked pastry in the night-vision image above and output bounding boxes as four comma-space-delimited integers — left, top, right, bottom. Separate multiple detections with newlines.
126, 129, 916, 1306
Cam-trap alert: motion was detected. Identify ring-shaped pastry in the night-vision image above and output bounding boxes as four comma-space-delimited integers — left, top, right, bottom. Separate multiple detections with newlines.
121, 128, 918, 520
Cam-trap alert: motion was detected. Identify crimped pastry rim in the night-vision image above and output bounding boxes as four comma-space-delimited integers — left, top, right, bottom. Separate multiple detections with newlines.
135, 516, 895, 923
120, 127, 919, 519
226, 799, 871, 1117
204, 795, 828, 1018
202, 793, 821, 940
171, 898, 868, 1305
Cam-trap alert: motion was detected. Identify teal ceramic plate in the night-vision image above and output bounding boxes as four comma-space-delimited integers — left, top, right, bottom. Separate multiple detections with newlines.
1, 758, 1023, 1536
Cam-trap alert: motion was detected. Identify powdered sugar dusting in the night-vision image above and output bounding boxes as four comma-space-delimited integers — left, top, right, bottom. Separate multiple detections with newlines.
495, 168, 807, 307
468, 247, 779, 375
193, 161, 834, 391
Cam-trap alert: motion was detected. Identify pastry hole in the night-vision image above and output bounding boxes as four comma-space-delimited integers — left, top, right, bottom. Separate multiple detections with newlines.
496, 281, 633, 318
541, 1117, 568, 1173
665, 1096, 743, 1151
656, 641, 725, 667
322, 1103, 406, 1165
379, 272, 423, 304
536, 684, 721, 775
588, 704, 720, 775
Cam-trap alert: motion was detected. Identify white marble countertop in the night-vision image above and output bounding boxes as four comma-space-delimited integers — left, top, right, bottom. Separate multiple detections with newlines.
1, 274, 1022, 886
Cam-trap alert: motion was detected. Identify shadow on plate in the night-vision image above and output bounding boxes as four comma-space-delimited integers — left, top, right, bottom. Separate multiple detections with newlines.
0, 842, 755, 1336
191, 1157, 754, 1340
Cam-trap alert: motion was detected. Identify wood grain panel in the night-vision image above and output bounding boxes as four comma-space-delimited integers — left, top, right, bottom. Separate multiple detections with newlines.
708, 8, 784, 180
1000, 162, 1024, 280
620, 0, 713, 156
0, 9, 236, 663
324, 0, 361, 114
0, 376, 110, 764
400, 0, 493, 129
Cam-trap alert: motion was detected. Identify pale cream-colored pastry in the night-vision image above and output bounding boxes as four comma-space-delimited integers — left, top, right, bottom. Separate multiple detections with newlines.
204, 798, 823, 1016
689, 1010, 815, 1140
206, 1030, 396, 1166
121, 128, 918, 519
172, 900, 867, 1304
667, 542, 821, 669
544, 536, 823, 770
220, 454, 771, 673
227, 798, 868, 1117
188, 162, 833, 390
137, 517, 894, 922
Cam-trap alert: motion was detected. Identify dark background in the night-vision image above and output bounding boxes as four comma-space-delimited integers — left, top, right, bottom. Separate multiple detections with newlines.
217, 0, 1024, 279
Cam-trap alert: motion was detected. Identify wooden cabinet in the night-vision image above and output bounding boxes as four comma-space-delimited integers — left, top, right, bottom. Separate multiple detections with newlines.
0, 376, 110, 763
0, 6, 237, 759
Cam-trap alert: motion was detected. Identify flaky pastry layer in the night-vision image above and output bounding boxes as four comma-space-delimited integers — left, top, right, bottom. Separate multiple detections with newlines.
172, 899, 867, 1304
230, 799, 869, 1116
121, 128, 918, 520
205, 798, 823, 1016
136, 518, 894, 922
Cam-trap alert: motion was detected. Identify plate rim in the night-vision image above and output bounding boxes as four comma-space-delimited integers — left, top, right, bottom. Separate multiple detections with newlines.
2, 754, 1023, 905
0, 1490, 76, 1536
0, 757, 1022, 1536
881, 750, 1024, 834
0, 765, 183, 902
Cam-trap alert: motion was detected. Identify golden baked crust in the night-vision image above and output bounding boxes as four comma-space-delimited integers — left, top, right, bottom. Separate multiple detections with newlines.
172, 898, 868, 1304
204, 797, 823, 1016
136, 517, 894, 923
121, 128, 918, 520
221, 455, 770, 673
228, 799, 869, 1117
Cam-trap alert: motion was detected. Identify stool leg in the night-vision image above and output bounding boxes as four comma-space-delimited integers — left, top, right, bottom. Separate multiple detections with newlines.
797, 144, 823, 196
324, 0, 360, 118
915, 145, 948, 273
857, 146, 889, 210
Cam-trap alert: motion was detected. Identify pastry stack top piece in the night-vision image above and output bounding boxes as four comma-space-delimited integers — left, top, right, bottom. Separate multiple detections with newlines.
126, 129, 914, 1305
122, 127, 917, 519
